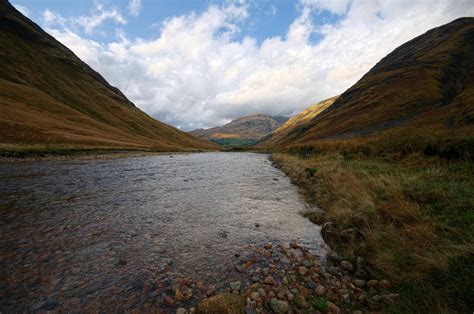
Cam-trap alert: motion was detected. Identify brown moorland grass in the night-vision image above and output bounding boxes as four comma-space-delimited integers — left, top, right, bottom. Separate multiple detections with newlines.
0, 1, 217, 153
260, 18, 474, 150
270, 136, 473, 312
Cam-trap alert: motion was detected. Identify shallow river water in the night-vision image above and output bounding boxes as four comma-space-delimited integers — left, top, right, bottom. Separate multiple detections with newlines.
0, 152, 326, 311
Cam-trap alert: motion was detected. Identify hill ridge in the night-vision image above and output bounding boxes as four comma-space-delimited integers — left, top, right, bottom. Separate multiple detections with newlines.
0, 0, 216, 151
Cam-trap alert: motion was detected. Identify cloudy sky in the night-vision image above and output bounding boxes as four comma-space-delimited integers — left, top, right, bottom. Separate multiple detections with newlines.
12, 0, 474, 130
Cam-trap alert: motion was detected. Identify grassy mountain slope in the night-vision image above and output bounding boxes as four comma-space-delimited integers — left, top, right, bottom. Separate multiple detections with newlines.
0, 0, 217, 153
265, 18, 474, 148
260, 96, 338, 147
190, 114, 288, 147
266, 18, 474, 313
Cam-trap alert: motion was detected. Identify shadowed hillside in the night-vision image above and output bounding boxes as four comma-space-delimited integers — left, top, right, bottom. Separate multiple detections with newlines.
262, 17, 474, 149
266, 18, 474, 313
0, 0, 217, 153
190, 114, 288, 147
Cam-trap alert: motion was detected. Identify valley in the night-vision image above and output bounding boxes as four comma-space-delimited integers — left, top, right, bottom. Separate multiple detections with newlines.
0, 0, 472, 313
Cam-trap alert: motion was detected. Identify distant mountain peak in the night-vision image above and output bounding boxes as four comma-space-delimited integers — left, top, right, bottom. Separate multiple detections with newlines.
189, 114, 289, 147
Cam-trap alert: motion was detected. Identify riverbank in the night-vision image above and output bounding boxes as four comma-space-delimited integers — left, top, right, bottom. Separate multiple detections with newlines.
270, 148, 473, 313
0, 146, 213, 162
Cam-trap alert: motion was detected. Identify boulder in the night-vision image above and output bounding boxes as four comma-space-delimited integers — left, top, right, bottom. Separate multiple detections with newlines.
321, 222, 337, 245
196, 293, 245, 314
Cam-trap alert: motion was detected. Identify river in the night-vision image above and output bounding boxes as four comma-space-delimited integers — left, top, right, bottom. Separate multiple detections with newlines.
0, 152, 326, 311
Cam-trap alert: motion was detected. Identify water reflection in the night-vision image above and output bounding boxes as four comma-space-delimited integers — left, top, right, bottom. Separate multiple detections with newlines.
0, 152, 325, 311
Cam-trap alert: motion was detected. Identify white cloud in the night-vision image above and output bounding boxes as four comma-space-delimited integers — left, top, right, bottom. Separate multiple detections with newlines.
128, 0, 142, 17
13, 3, 30, 17
299, 0, 350, 15
43, 9, 66, 26
74, 3, 127, 34
43, 0, 474, 130
265, 4, 278, 16
43, 2, 126, 34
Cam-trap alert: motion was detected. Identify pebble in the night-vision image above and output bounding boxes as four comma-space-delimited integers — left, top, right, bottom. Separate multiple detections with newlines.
307, 280, 317, 290
176, 308, 187, 314
264, 275, 275, 285
250, 292, 260, 301
379, 279, 391, 290
294, 295, 309, 308
264, 243, 272, 249
175, 289, 185, 301
230, 281, 241, 291
163, 296, 174, 306
340, 261, 354, 271
206, 287, 216, 297
303, 260, 313, 268
315, 284, 326, 296
327, 301, 341, 314
277, 291, 286, 299
298, 266, 308, 275
353, 279, 366, 287
372, 294, 383, 302
367, 279, 378, 287
270, 299, 290, 313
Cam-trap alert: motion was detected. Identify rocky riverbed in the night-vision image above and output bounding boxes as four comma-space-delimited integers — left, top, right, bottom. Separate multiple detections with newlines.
156, 242, 398, 313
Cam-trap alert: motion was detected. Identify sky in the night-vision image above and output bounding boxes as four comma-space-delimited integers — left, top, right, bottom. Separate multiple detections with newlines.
11, 0, 474, 130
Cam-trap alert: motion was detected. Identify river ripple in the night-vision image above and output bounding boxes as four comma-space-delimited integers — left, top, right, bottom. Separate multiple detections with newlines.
0, 152, 326, 311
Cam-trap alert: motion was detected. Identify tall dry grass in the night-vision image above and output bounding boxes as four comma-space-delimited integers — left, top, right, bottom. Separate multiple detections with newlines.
271, 151, 473, 312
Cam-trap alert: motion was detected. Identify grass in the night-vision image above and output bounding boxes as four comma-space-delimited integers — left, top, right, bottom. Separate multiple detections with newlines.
310, 297, 329, 312
0, 3, 217, 152
270, 138, 473, 313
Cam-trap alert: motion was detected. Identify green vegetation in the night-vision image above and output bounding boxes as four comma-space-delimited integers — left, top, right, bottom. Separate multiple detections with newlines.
310, 297, 329, 312
271, 139, 473, 313
295, 272, 305, 283
210, 138, 258, 148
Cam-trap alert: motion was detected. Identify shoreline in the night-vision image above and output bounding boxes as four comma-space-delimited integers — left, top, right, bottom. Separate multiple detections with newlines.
0, 148, 217, 162
143, 242, 397, 313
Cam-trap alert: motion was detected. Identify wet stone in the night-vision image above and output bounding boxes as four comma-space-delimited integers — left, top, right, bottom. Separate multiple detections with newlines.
264, 276, 275, 285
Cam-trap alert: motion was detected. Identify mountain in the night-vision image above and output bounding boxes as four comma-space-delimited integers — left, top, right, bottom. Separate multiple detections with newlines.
0, 0, 216, 152
190, 114, 289, 147
261, 96, 338, 146
260, 17, 474, 148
